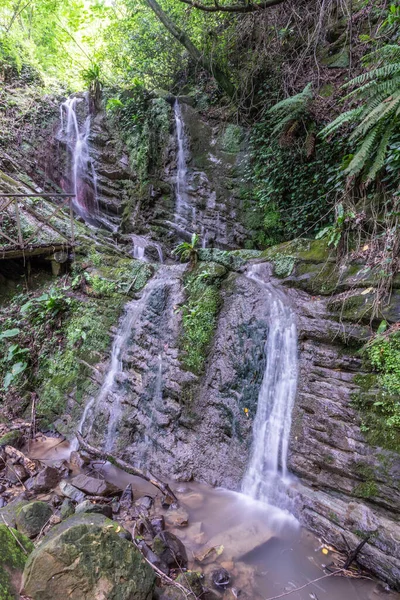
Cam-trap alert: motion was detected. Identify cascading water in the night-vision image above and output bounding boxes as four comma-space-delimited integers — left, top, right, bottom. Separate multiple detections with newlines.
242, 264, 298, 508
59, 96, 100, 225
76, 265, 180, 452
173, 100, 208, 248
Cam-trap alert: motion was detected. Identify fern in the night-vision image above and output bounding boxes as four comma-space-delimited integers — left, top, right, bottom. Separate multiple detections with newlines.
267, 83, 313, 136
321, 44, 400, 181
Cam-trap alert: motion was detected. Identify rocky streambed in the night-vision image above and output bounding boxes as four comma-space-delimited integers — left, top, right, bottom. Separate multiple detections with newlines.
0, 427, 399, 600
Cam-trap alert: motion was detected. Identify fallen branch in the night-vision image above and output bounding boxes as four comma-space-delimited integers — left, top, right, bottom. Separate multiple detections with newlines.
264, 570, 343, 600
343, 535, 370, 570
76, 431, 178, 505
1, 514, 30, 555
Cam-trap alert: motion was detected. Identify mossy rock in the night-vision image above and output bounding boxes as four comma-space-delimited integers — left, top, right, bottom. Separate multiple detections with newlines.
198, 248, 245, 271
0, 430, 24, 449
22, 513, 155, 600
0, 524, 33, 600
0, 495, 29, 529
260, 238, 333, 263
16, 501, 53, 538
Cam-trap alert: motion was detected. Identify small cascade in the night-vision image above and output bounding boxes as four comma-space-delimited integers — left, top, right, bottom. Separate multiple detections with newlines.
78, 266, 181, 452
59, 96, 99, 224
173, 100, 193, 234
133, 244, 146, 261
131, 234, 164, 263
242, 264, 298, 508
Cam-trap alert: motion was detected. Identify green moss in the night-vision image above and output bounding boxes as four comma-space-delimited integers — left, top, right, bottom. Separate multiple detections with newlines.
0, 430, 23, 448
352, 373, 400, 452
328, 511, 339, 523
179, 263, 225, 375
353, 480, 378, 498
272, 254, 295, 277
197, 248, 245, 271
0, 524, 33, 599
219, 124, 243, 153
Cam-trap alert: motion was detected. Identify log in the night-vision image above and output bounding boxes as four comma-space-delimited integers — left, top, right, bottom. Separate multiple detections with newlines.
76, 431, 178, 505
343, 535, 370, 570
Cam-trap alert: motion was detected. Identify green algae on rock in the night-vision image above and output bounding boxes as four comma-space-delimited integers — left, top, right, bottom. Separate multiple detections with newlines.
0, 524, 33, 600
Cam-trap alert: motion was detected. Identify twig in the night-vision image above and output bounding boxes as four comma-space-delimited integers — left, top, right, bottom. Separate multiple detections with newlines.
264, 570, 343, 600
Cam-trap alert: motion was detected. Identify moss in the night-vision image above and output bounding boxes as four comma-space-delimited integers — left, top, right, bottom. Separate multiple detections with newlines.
352, 374, 400, 452
0, 430, 23, 448
328, 511, 339, 523
272, 254, 295, 277
218, 124, 243, 153
0, 524, 33, 599
179, 262, 225, 375
197, 248, 245, 271
260, 239, 331, 263
353, 480, 378, 498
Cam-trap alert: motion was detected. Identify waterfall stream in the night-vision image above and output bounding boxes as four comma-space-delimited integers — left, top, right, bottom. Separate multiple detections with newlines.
242, 264, 298, 508
173, 99, 208, 247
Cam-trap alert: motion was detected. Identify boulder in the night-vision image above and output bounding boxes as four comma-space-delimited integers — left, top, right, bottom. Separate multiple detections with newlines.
70, 474, 120, 496
4, 461, 28, 484
59, 480, 86, 503
16, 501, 53, 538
75, 500, 113, 518
60, 498, 75, 519
22, 513, 155, 600
0, 494, 28, 528
152, 531, 188, 569
26, 466, 61, 493
0, 523, 33, 599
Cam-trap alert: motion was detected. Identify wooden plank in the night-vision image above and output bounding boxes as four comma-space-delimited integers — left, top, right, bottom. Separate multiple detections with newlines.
0, 243, 74, 261
0, 193, 74, 198
24, 197, 70, 245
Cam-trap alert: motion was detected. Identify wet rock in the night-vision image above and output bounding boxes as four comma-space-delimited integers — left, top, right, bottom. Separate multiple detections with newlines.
111, 498, 121, 514
22, 513, 155, 600
5, 461, 29, 484
60, 499, 75, 520
70, 473, 120, 496
150, 515, 165, 534
16, 501, 53, 538
59, 480, 86, 503
0, 523, 34, 599
25, 465, 61, 493
75, 499, 113, 519
159, 572, 204, 599
212, 568, 230, 590
197, 520, 273, 561
69, 450, 89, 470
120, 483, 133, 508
152, 531, 188, 569
138, 540, 169, 574
165, 507, 189, 528
135, 495, 154, 510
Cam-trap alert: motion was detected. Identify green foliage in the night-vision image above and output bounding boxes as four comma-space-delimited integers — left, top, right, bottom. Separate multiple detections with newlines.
179, 264, 223, 374
353, 330, 400, 452
315, 203, 355, 249
173, 233, 199, 267
267, 83, 313, 137
246, 118, 346, 245
107, 87, 170, 185
321, 44, 400, 182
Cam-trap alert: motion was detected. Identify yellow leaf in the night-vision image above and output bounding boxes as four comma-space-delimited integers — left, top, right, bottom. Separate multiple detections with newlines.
361, 287, 373, 295
362, 244, 369, 251
322, 548, 329, 555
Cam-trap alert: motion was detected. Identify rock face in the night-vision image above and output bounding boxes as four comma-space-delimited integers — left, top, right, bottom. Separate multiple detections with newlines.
22, 513, 155, 600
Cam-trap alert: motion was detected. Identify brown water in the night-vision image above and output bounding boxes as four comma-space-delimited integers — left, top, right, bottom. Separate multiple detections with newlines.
29, 438, 399, 600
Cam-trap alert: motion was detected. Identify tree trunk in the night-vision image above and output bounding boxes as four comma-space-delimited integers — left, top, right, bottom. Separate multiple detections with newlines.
144, 0, 235, 98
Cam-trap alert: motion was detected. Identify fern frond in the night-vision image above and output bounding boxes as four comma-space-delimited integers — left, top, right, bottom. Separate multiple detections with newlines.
363, 44, 400, 66
343, 63, 400, 89
352, 91, 400, 139
319, 108, 362, 138
268, 83, 312, 115
346, 126, 382, 176
366, 122, 395, 182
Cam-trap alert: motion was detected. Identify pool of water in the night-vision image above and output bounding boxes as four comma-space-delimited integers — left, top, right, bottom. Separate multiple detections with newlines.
29, 438, 399, 600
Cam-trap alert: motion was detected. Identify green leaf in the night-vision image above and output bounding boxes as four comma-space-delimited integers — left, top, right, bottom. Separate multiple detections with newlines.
0, 328, 20, 340
377, 320, 388, 334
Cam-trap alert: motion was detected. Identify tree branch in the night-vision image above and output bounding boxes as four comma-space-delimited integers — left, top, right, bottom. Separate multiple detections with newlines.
177, 0, 286, 12
76, 431, 178, 505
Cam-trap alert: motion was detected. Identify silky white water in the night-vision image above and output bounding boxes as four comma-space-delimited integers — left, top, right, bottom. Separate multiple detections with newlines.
242, 263, 298, 507
60, 96, 99, 221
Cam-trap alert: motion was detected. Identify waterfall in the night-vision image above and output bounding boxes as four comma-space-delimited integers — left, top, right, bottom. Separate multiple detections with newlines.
76, 266, 178, 452
242, 264, 298, 507
59, 95, 99, 224
133, 244, 146, 261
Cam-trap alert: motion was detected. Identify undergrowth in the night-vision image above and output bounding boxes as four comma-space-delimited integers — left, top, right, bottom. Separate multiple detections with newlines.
179, 263, 224, 375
